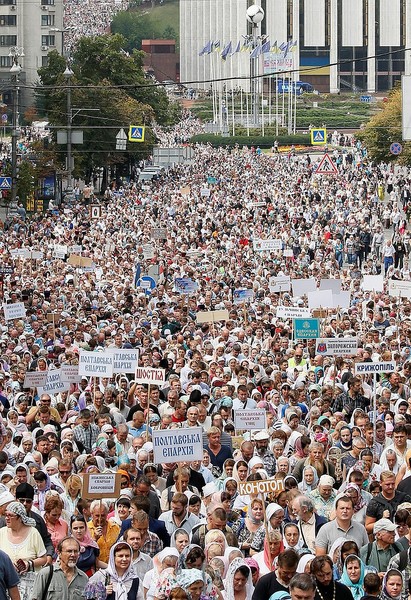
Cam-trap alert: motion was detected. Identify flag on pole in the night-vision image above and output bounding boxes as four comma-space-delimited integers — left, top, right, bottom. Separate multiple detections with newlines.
199, 41, 212, 56
231, 40, 241, 55
262, 40, 271, 53
250, 44, 262, 59
134, 263, 141, 288
271, 40, 278, 53
213, 40, 221, 53
221, 41, 232, 61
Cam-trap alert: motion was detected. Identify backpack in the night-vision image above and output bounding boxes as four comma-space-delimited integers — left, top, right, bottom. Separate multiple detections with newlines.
365, 541, 406, 569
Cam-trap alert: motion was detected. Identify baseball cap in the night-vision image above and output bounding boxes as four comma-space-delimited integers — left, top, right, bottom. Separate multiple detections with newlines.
373, 518, 396, 534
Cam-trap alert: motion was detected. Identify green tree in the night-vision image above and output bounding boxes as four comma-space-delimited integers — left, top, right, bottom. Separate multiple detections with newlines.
36, 35, 176, 181
358, 86, 411, 164
111, 12, 160, 52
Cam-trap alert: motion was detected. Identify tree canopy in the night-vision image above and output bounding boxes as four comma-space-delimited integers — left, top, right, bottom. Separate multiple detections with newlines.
36, 34, 180, 180
357, 86, 411, 164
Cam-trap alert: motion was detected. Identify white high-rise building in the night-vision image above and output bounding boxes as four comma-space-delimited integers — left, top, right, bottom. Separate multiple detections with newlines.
180, 0, 411, 93
0, 0, 63, 108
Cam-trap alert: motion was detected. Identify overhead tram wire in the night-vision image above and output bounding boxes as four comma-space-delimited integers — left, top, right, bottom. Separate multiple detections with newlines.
16, 45, 411, 92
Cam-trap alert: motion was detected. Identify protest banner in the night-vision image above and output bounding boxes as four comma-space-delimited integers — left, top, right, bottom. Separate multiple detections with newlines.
233, 289, 254, 304
31, 251, 44, 260
78, 351, 113, 377
291, 278, 317, 296
294, 318, 320, 339
331, 291, 351, 309
315, 338, 358, 356
61, 365, 82, 383
319, 279, 342, 294
234, 410, 266, 430
238, 479, 285, 496
110, 349, 139, 374
37, 369, 71, 395
10, 248, 30, 259
269, 276, 291, 293
355, 361, 396, 374
3, 302, 26, 321
135, 367, 166, 385
68, 245, 82, 254
283, 249, 294, 258
388, 280, 411, 299
82, 473, 121, 499
276, 306, 311, 318
307, 289, 333, 309
253, 239, 282, 252
152, 427, 203, 464
53, 245, 68, 259
151, 227, 167, 240
23, 371, 48, 389
0, 266, 14, 274
196, 310, 229, 323
363, 275, 384, 292
175, 278, 199, 294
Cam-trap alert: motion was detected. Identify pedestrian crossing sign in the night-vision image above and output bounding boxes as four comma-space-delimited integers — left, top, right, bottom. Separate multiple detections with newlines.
128, 126, 145, 142
310, 128, 326, 145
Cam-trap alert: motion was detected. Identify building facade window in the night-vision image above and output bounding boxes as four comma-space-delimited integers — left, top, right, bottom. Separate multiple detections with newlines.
0, 55, 12, 66
0, 15, 16, 25
41, 14, 54, 26
41, 0, 55, 5
0, 34, 16, 44
41, 34, 55, 46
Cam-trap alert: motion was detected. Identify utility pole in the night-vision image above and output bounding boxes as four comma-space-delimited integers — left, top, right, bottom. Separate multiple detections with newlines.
9, 47, 23, 210
64, 65, 74, 193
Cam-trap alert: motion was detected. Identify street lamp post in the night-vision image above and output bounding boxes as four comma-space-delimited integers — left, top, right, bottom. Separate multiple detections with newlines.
246, 4, 265, 128
64, 65, 74, 193
50, 27, 76, 57
8, 47, 23, 209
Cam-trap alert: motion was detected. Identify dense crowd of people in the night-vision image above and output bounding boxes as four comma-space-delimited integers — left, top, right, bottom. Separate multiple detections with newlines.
0, 113, 411, 600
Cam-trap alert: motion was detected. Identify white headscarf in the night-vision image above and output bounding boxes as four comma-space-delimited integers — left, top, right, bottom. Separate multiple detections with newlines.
106, 542, 137, 600
223, 557, 254, 600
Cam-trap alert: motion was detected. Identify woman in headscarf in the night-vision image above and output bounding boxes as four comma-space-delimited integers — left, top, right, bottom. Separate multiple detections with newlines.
296, 553, 314, 574
143, 547, 179, 600
249, 503, 285, 554
335, 425, 352, 453
171, 528, 190, 554
244, 558, 259, 586
176, 569, 211, 600
231, 497, 265, 557
155, 545, 218, 600
86, 541, 140, 600
283, 523, 304, 554
331, 539, 359, 582
340, 555, 366, 600
344, 483, 367, 525
380, 569, 403, 600
289, 435, 310, 470
108, 496, 131, 526
223, 478, 239, 509
215, 459, 235, 491
222, 557, 254, 600
15, 432, 34, 463
0, 501, 47, 599
252, 530, 284, 576
298, 466, 319, 493
232, 461, 249, 484
70, 514, 106, 576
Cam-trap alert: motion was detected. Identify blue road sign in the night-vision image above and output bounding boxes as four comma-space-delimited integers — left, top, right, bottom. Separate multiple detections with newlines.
0, 177, 12, 190
128, 126, 145, 142
360, 95, 372, 103
310, 128, 326, 145
1, 114, 7, 123
390, 142, 402, 156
